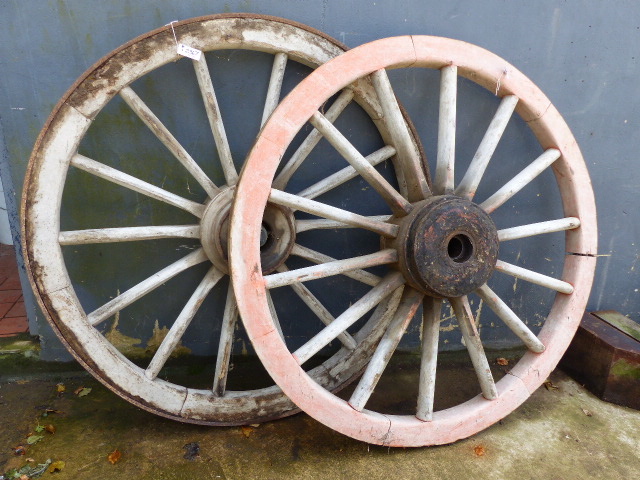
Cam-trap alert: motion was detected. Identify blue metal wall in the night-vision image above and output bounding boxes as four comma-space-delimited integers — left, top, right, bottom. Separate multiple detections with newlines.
0, 0, 637, 360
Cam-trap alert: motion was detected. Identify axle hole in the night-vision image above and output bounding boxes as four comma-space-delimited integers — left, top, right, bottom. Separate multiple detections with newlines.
448, 234, 473, 263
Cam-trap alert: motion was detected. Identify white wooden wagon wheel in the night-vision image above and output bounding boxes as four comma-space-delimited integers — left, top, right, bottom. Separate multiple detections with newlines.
230, 36, 597, 446
21, 15, 424, 425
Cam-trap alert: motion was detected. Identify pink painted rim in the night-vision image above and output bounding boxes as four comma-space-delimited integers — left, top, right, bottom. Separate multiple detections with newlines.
230, 36, 597, 446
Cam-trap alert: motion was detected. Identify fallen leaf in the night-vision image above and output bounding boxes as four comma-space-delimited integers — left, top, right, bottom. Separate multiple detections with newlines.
249, 424, 261, 428
108, 449, 121, 464
34, 425, 44, 433
45, 424, 56, 434
474, 445, 486, 457
13, 445, 26, 455
496, 357, 509, 366
48, 461, 65, 473
56, 383, 65, 394
544, 380, 559, 391
183, 442, 200, 461
581, 408, 593, 417
25, 458, 35, 463
26, 435, 43, 445
41, 408, 62, 418
77, 387, 92, 397
240, 426, 255, 438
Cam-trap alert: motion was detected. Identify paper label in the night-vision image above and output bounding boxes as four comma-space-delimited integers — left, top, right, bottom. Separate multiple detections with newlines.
177, 43, 202, 61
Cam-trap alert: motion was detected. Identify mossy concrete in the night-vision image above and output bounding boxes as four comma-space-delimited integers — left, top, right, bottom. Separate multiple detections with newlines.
1, 351, 639, 479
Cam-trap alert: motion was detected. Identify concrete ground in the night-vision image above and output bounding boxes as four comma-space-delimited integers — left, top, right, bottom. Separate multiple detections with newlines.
1, 338, 639, 480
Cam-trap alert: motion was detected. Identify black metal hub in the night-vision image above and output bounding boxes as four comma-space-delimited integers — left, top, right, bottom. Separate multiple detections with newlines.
389, 195, 499, 298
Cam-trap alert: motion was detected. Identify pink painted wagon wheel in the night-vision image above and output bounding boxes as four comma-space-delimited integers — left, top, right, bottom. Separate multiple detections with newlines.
230, 36, 597, 446
22, 15, 422, 425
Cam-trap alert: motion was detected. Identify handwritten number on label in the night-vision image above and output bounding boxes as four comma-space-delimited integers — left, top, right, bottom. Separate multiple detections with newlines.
177, 43, 202, 61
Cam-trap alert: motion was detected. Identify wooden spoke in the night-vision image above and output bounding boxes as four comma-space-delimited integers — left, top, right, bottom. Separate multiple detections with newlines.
370, 69, 431, 201
88, 248, 208, 326
435, 65, 457, 195
293, 272, 405, 365
497, 217, 581, 242
352, 287, 404, 344
266, 291, 285, 341
480, 148, 561, 213
264, 249, 398, 289
475, 284, 545, 353
295, 215, 391, 234
59, 225, 200, 245
212, 283, 239, 396
192, 56, 237, 185
290, 244, 381, 287
71, 154, 205, 218
495, 259, 574, 294
456, 95, 519, 199
277, 264, 357, 350
309, 112, 412, 216
273, 89, 355, 189
145, 266, 224, 380
416, 297, 442, 421
269, 189, 399, 238
349, 288, 423, 411
119, 86, 218, 197
296, 145, 396, 200
261, 52, 288, 127
450, 296, 498, 400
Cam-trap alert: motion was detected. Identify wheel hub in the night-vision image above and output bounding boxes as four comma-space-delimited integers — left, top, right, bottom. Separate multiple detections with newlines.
390, 195, 499, 298
201, 187, 296, 274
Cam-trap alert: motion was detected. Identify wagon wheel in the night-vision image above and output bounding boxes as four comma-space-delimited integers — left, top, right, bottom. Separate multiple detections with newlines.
230, 36, 597, 446
22, 15, 423, 425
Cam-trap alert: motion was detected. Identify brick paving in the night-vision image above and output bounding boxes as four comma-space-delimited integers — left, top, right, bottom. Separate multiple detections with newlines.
0, 243, 28, 337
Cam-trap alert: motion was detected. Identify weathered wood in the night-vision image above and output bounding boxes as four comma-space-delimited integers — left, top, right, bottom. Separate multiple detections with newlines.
213, 283, 239, 396
264, 249, 398, 289
497, 217, 580, 242
450, 296, 498, 400
416, 297, 442, 421
59, 225, 200, 245
296, 146, 396, 200
495, 259, 574, 294
290, 244, 381, 287
476, 284, 545, 353
261, 52, 288, 127
146, 267, 224, 380
456, 95, 518, 199
277, 264, 357, 350
435, 65, 457, 195
269, 189, 399, 238
229, 34, 597, 446
480, 148, 561, 213
370, 69, 431, 201
193, 56, 237, 185
88, 249, 209, 326
560, 311, 640, 410
273, 89, 355, 189
293, 272, 405, 364
295, 215, 391, 233
119, 86, 218, 197
349, 288, 423, 411
71, 154, 205, 218
310, 111, 412, 216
